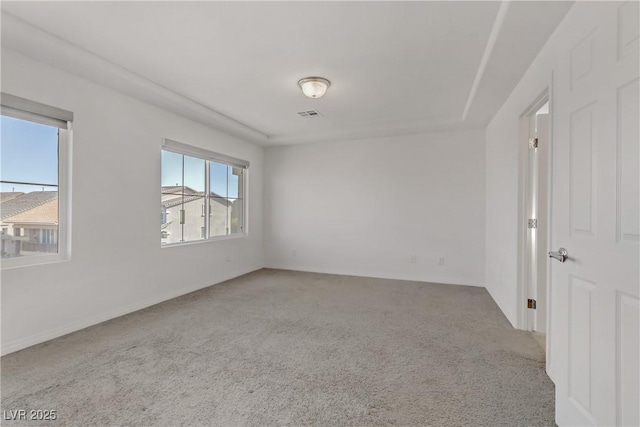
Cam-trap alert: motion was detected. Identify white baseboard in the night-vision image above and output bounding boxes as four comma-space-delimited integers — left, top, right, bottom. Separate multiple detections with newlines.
1, 265, 263, 356
264, 263, 483, 288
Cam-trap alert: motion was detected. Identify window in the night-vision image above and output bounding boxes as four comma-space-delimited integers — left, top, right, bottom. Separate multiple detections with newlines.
0, 93, 72, 266
161, 139, 248, 246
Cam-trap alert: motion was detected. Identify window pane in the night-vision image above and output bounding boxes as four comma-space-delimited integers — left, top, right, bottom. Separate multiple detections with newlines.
1, 115, 58, 185
0, 184, 58, 258
184, 155, 205, 193
228, 167, 243, 199
161, 193, 181, 244
210, 161, 228, 198
229, 198, 244, 234
209, 161, 244, 237
161, 151, 183, 190
161, 152, 206, 244
161, 151, 183, 244
181, 195, 206, 242
209, 197, 229, 237
1, 114, 60, 259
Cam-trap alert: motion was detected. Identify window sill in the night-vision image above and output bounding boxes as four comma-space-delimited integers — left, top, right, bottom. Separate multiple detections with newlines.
1, 253, 70, 270
161, 233, 247, 248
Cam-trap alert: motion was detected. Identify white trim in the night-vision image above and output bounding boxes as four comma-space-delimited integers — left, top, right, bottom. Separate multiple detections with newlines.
1, 92, 73, 128
161, 232, 246, 249
0, 254, 70, 270
163, 138, 250, 169
544, 75, 555, 381
266, 116, 472, 146
242, 166, 250, 236
517, 88, 551, 330
1, 105, 67, 129
517, 114, 529, 330
1, 265, 263, 356
58, 126, 72, 262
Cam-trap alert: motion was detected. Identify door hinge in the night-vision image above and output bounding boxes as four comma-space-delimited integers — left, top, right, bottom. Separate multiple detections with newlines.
528, 299, 537, 309
528, 218, 538, 229
529, 138, 538, 149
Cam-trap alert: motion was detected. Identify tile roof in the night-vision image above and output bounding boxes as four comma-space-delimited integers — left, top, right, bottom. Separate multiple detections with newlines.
3, 198, 58, 225
162, 194, 203, 209
161, 186, 228, 208
161, 186, 226, 199
0, 191, 58, 220
162, 186, 200, 195
0, 192, 25, 203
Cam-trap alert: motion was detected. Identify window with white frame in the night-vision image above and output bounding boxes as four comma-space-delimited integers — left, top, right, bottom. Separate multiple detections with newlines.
0, 93, 72, 266
161, 139, 248, 245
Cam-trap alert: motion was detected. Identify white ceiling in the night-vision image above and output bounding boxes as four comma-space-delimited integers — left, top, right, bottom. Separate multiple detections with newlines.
1, 1, 573, 146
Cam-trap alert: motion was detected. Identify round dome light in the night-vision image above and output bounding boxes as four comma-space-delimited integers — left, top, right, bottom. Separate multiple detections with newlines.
298, 77, 331, 99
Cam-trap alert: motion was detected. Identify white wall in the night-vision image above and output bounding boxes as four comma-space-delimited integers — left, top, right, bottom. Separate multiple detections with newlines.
264, 130, 485, 286
1, 49, 264, 355
486, 112, 526, 327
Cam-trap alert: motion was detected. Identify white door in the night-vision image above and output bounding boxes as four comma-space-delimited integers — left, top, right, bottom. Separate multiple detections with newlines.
549, 2, 639, 426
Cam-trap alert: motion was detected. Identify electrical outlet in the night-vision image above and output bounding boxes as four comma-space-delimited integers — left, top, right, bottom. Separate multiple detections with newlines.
438, 257, 445, 266
410, 255, 417, 264
292, 249, 297, 257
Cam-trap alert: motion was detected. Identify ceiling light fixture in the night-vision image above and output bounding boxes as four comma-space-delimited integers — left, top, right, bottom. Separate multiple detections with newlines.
298, 77, 331, 99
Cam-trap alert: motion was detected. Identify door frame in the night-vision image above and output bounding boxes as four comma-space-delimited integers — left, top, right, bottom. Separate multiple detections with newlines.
516, 84, 555, 377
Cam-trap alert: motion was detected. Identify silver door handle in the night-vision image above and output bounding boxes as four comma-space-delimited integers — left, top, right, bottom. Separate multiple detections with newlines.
548, 248, 568, 262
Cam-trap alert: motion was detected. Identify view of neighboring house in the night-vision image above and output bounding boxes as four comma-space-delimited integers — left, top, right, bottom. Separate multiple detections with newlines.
0, 191, 59, 257
161, 186, 242, 244
0, 186, 242, 254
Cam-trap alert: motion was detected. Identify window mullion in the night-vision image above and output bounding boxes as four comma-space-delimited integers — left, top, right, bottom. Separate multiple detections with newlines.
180, 155, 185, 242
205, 161, 211, 239
227, 166, 230, 235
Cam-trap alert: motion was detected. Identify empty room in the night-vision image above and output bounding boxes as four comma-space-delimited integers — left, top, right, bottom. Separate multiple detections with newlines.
1, 1, 638, 426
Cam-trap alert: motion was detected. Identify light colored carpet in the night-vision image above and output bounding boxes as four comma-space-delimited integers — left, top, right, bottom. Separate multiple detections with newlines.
1, 269, 554, 426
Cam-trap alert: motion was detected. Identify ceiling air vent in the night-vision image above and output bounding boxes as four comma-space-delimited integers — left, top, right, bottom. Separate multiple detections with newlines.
297, 110, 322, 118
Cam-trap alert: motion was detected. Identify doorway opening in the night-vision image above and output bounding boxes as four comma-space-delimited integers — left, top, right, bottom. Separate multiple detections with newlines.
523, 96, 550, 350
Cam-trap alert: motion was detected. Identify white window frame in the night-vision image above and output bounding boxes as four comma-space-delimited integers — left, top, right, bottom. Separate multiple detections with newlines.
161, 138, 249, 248
1, 93, 73, 269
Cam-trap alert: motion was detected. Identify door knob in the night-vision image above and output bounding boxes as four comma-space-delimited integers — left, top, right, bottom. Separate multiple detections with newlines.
548, 248, 568, 262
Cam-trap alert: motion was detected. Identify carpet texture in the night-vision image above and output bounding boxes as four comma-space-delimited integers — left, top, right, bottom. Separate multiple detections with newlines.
1, 269, 555, 426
